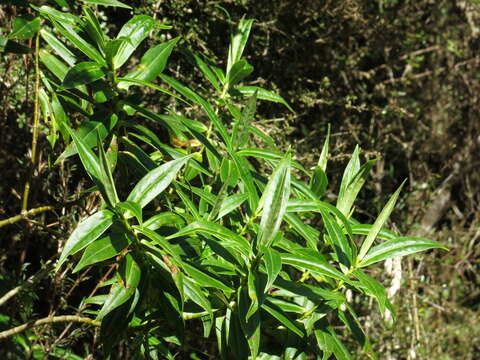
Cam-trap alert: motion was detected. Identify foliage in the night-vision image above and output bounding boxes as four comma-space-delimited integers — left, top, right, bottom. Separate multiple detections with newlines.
0, 2, 448, 359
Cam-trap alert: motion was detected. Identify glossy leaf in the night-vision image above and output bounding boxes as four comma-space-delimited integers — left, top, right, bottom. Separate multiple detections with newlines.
127, 155, 191, 208
62, 62, 106, 88
113, 15, 157, 69
97, 131, 119, 206
167, 220, 251, 259
51, 20, 106, 65
257, 154, 291, 248
116, 200, 142, 224
231, 92, 257, 150
40, 28, 76, 66
144, 211, 185, 230
262, 247, 281, 293
33, 5, 80, 25
261, 301, 304, 337
119, 37, 179, 88
227, 59, 253, 87
182, 262, 233, 294
357, 181, 406, 261
80, 0, 132, 8
96, 281, 134, 320
40, 50, 68, 80
217, 193, 248, 219
359, 236, 447, 267
56, 210, 114, 270
83, 7, 105, 52
235, 86, 293, 112
280, 253, 349, 282
9, 17, 40, 40
226, 17, 254, 74
73, 232, 130, 273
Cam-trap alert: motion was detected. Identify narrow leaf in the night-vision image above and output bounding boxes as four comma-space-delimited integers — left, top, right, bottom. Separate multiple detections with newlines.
127, 155, 191, 208
56, 210, 114, 270
62, 62, 106, 88
79, 0, 132, 8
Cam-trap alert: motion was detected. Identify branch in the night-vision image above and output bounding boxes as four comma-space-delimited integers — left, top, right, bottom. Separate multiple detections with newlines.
0, 316, 100, 339
0, 260, 54, 307
0, 205, 55, 228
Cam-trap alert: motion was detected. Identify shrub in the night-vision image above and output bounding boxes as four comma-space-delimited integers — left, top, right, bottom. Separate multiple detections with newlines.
1, 1, 446, 358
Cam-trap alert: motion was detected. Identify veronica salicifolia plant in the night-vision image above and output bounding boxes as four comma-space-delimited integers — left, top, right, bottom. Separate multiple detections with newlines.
32, 1, 446, 358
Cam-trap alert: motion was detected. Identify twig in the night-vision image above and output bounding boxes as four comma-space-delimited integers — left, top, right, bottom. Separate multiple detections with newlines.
0, 260, 54, 307
0, 206, 55, 228
22, 31, 41, 211
0, 316, 100, 340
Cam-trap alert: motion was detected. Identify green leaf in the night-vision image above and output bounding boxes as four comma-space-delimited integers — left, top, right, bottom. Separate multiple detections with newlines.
33, 5, 80, 26
56, 120, 109, 163
51, 20, 106, 66
352, 269, 390, 315
115, 201, 142, 224
357, 181, 406, 261
65, 124, 102, 182
62, 62, 106, 88
191, 53, 221, 92
119, 37, 179, 88
40, 28, 76, 66
97, 131, 119, 206
235, 86, 293, 112
166, 220, 251, 259
119, 253, 141, 290
40, 50, 68, 80
159, 73, 230, 145
217, 193, 248, 219
237, 148, 308, 174
310, 167, 328, 198
261, 301, 304, 337
337, 146, 376, 218
73, 232, 130, 273
227, 59, 253, 88
229, 151, 259, 211
144, 212, 185, 230
317, 124, 330, 172
182, 262, 233, 294
82, 7, 105, 52
79, 0, 132, 8
280, 253, 349, 282
231, 92, 257, 150
226, 17, 254, 74
113, 15, 157, 69
257, 154, 291, 248
359, 236, 447, 267
183, 276, 213, 318
56, 210, 114, 270
9, 17, 40, 40
127, 155, 191, 208
262, 247, 281, 293
96, 281, 133, 320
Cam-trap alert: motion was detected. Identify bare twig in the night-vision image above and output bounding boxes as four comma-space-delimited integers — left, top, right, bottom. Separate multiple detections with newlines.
0, 205, 55, 228
0, 316, 101, 340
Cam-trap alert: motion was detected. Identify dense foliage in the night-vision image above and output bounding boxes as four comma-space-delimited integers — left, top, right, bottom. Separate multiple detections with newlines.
1, 0, 478, 359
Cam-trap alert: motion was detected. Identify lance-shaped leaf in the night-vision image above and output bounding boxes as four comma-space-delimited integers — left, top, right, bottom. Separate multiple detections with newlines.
79, 0, 132, 8
113, 15, 157, 69
166, 220, 251, 259
40, 50, 69, 81
235, 86, 293, 112
183, 276, 213, 320
51, 20, 106, 66
33, 5, 80, 25
97, 132, 119, 206
40, 29, 76, 66
182, 262, 233, 294
280, 253, 349, 282
261, 247, 282, 293
62, 62, 106, 89
217, 193, 248, 220
357, 180, 406, 261
352, 269, 390, 315
119, 37, 179, 89
226, 17, 254, 74
115, 200, 142, 224
261, 300, 304, 337
143, 212, 184, 230
257, 154, 291, 248
56, 210, 114, 270
336, 146, 376, 218
231, 92, 257, 150
83, 7, 105, 52
359, 236, 447, 267
127, 155, 191, 208
9, 17, 41, 40
73, 232, 130, 273
226, 59, 253, 88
